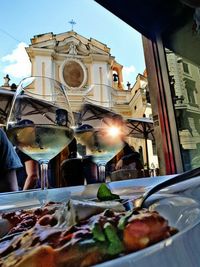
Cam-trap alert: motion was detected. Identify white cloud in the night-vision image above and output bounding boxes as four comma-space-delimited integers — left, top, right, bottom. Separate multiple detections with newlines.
123, 65, 136, 75
2, 42, 31, 79
122, 65, 136, 86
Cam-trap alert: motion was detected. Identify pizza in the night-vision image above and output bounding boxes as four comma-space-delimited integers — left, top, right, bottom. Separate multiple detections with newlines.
0, 201, 177, 267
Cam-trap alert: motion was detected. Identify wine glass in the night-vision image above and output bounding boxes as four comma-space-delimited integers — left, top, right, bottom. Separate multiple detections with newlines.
75, 84, 126, 182
6, 76, 74, 190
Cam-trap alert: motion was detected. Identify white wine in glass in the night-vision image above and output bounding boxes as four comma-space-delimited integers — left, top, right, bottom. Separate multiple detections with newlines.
7, 76, 74, 190
75, 113, 126, 182
75, 83, 126, 182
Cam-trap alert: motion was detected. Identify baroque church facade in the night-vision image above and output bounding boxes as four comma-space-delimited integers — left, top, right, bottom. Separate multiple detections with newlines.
26, 30, 136, 117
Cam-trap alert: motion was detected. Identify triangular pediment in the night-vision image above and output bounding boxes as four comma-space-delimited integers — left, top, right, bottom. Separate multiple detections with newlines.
30, 31, 110, 56
56, 35, 109, 56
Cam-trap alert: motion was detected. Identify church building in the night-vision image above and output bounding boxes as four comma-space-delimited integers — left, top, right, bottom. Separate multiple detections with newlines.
25, 30, 135, 117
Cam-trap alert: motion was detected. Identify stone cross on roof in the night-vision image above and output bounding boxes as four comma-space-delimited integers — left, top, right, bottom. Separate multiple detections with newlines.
68, 19, 76, 31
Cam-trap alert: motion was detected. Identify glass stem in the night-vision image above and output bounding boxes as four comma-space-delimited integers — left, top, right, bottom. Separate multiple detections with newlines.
39, 160, 49, 190
98, 164, 106, 182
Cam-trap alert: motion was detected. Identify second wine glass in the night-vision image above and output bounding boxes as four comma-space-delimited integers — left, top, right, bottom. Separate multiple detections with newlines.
75, 115, 125, 182
7, 76, 74, 190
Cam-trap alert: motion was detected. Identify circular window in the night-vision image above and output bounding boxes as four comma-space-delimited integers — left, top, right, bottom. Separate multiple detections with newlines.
61, 59, 87, 89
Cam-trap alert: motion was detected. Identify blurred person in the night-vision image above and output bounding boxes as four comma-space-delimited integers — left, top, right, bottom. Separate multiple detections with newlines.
0, 128, 22, 192
16, 149, 39, 190
115, 142, 143, 172
61, 136, 99, 186
82, 155, 99, 184
12, 119, 39, 190
61, 138, 85, 186
75, 124, 99, 184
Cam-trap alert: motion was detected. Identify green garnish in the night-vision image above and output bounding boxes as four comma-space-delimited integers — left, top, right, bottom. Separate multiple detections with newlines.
97, 183, 120, 201
104, 222, 124, 255
92, 222, 106, 242
117, 210, 133, 230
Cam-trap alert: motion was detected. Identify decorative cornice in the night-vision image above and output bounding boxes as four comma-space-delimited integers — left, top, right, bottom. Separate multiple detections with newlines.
29, 31, 110, 58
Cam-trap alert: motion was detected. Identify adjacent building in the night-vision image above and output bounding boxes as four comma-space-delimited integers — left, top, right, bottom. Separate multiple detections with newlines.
166, 49, 200, 169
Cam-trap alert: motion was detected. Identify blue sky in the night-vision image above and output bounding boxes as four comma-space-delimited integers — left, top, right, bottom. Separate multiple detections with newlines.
0, 0, 145, 88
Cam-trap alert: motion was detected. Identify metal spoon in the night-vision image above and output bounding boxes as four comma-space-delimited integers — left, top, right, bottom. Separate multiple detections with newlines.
134, 167, 200, 209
